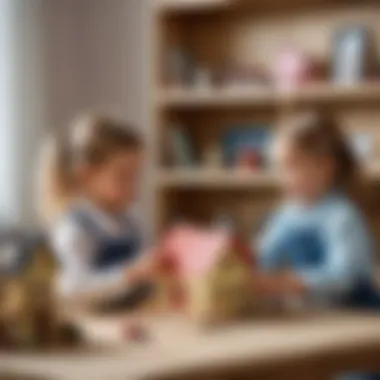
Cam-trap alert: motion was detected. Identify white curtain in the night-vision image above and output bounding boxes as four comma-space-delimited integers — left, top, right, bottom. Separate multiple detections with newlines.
0, 0, 48, 226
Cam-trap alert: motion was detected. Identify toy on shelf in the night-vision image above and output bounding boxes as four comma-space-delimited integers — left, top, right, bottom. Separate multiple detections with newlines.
154, 225, 254, 325
215, 63, 271, 89
222, 126, 271, 169
0, 233, 80, 350
273, 47, 323, 89
166, 47, 197, 87
332, 26, 378, 85
166, 124, 198, 167
237, 149, 262, 170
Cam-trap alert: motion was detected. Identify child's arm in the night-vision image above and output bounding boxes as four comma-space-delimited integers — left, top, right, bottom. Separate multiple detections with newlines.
256, 206, 290, 271
253, 207, 305, 297
124, 251, 157, 284
294, 206, 373, 300
52, 221, 134, 304
255, 206, 373, 300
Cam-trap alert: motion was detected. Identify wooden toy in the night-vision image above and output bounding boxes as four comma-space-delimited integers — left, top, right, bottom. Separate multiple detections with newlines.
154, 225, 254, 325
0, 233, 80, 350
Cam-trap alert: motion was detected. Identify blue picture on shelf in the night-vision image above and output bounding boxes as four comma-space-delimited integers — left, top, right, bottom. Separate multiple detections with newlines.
221, 125, 271, 168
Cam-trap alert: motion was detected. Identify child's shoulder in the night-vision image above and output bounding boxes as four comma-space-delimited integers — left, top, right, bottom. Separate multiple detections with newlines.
322, 193, 366, 230
274, 195, 363, 225
50, 205, 91, 241
325, 193, 360, 216
266, 201, 299, 227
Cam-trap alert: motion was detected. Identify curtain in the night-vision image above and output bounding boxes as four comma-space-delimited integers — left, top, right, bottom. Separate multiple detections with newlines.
0, 0, 48, 226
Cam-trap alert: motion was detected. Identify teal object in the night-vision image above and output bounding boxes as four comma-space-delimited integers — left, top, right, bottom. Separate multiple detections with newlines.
222, 126, 271, 167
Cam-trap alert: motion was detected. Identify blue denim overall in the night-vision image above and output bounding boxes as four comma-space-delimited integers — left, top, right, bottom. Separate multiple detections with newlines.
69, 207, 153, 312
70, 207, 141, 272
282, 228, 380, 309
282, 228, 380, 380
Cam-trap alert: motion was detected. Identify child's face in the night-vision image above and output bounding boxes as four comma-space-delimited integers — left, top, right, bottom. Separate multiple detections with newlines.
83, 150, 142, 212
274, 139, 335, 203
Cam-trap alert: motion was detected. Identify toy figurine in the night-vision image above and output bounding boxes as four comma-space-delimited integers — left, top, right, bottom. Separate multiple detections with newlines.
154, 225, 254, 325
0, 232, 80, 350
166, 47, 197, 86
273, 47, 323, 89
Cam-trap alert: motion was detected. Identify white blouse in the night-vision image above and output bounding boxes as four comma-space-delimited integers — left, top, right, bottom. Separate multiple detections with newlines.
51, 201, 143, 298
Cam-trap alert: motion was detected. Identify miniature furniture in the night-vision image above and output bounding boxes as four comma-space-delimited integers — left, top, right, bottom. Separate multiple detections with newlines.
0, 232, 79, 349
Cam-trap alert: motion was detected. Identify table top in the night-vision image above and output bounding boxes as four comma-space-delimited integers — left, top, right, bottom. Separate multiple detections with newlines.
2, 312, 380, 380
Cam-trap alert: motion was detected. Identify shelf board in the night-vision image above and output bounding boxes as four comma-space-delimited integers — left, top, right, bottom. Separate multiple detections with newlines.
157, 166, 380, 190
157, 169, 280, 189
153, 0, 232, 13
157, 82, 380, 109
154, 0, 367, 14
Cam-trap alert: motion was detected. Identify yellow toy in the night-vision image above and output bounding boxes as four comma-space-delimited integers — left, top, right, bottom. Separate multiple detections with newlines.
0, 234, 80, 349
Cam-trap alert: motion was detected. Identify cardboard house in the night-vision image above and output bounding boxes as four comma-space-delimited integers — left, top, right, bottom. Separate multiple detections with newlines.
155, 225, 254, 324
0, 233, 79, 349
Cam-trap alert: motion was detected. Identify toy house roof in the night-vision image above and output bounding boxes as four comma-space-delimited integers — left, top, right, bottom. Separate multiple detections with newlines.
159, 225, 251, 278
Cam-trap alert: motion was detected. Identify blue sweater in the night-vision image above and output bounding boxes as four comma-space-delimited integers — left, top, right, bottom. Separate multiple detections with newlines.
257, 193, 375, 303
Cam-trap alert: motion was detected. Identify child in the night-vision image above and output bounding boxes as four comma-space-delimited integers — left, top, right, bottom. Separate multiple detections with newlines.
256, 112, 379, 309
39, 114, 152, 305
256, 112, 380, 380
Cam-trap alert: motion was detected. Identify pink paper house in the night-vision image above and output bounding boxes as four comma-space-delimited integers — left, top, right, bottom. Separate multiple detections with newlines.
155, 224, 254, 324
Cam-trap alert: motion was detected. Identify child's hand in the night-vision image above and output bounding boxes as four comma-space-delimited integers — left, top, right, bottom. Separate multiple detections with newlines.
125, 257, 156, 285
251, 271, 305, 297
279, 271, 305, 295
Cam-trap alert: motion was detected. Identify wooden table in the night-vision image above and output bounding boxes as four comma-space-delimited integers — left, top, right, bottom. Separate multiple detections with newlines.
2, 312, 380, 380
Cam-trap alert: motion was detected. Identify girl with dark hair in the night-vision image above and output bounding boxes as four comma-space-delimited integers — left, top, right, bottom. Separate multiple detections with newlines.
257, 111, 379, 309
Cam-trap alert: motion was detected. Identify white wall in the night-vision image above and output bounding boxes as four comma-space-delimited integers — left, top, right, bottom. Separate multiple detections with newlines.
45, 0, 148, 129
44, 0, 85, 130
77, 0, 147, 128
0, 0, 50, 225
74, 0, 151, 232
0, 0, 148, 225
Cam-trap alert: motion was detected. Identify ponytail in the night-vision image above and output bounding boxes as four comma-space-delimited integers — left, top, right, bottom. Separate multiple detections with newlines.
37, 135, 75, 225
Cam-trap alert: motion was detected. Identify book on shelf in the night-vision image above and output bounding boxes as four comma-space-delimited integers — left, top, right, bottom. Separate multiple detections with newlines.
221, 125, 272, 169
168, 124, 197, 167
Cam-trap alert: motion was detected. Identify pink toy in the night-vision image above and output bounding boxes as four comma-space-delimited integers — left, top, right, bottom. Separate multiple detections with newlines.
154, 224, 254, 324
273, 48, 319, 89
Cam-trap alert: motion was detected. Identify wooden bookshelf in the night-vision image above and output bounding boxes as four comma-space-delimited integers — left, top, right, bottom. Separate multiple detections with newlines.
150, 0, 380, 236
158, 82, 380, 109
157, 165, 380, 190
154, 0, 231, 13
154, 0, 376, 14
157, 169, 280, 188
